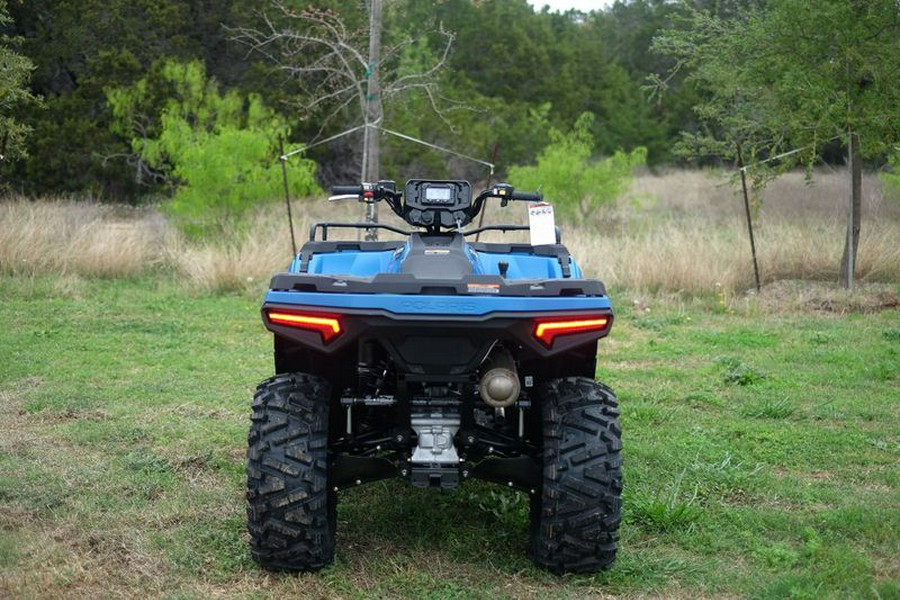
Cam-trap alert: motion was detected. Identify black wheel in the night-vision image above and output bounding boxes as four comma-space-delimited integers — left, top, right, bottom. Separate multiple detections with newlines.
530, 377, 622, 574
246, 373, 336, 571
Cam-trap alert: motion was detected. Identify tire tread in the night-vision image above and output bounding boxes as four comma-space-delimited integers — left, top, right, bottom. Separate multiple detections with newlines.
531, 377, 623, 574
246, 373, 336, 572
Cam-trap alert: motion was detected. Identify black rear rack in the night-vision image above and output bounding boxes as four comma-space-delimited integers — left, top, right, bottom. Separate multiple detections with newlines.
269, 272, 606, 297
310, 222, 413, 241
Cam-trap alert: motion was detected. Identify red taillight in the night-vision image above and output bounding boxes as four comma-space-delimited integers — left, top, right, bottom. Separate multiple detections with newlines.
534, 316, 610, 347
266, 310, 342, 342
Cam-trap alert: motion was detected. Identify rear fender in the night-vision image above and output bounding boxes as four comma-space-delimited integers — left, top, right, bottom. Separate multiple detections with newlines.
262, 302, 612, 376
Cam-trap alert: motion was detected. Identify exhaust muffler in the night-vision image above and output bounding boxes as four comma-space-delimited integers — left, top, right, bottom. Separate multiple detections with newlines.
479, 347, 521, 408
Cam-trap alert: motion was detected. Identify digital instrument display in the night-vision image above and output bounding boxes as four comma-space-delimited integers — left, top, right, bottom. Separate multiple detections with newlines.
423, 185, 453, 205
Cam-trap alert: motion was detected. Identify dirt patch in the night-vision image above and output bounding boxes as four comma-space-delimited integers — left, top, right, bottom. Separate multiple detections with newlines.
26, 408, 109, 424
753, 280, 900, 314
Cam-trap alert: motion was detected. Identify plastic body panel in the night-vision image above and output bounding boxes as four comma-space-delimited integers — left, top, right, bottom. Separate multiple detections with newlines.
264, 291, 610, 316
265, 230, 612, 377
305, 249, 401, 276
289, 234, 582, 280
475, 249, 584, 279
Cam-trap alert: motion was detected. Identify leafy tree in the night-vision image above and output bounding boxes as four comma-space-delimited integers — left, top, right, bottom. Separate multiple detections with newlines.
108, 60, 319, 237
0, 0, 40, 169
4, 0, 271, 198
652, 0, 900, 287
508, 112, 646, 219
423, 0, 667, 169
3, 0, 810, 201
594, 0, 705, 164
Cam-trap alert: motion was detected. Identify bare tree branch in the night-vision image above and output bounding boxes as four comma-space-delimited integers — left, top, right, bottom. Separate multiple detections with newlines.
230, 2, 464, 133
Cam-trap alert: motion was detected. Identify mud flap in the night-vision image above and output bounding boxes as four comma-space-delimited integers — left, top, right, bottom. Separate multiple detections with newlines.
470, 455, 541, 492
330, 455, 397, 490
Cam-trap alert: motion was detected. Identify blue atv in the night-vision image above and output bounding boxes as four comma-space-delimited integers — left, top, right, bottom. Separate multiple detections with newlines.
247, 180, 621, 574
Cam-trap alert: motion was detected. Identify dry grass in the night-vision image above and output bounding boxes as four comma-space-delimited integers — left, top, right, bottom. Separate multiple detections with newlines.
0, 200, 169, 279
2, 169, 898, 296
572, 168, 900, 294
166, 199, 376, 292
570, 216, 900, 294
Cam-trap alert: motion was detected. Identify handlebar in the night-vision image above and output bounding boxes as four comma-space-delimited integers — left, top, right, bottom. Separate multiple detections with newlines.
468, 184, 543, 220
331, 185, 365, 196
332, 182, 541, 204
480, 184, 543, 206
510, 190, 543, 203
327, 180, 544, 233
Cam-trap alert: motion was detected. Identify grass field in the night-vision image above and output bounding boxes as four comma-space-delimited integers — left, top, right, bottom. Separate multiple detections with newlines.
1, 170, 898, 597
1, 274, 897, 599
3, 169, 900, 294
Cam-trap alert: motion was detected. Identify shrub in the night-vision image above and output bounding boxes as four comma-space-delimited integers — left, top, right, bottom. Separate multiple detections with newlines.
108, 60, 320, 238
508, 112, 646, 219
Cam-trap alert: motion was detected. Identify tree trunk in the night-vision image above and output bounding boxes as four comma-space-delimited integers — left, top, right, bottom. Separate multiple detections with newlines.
363, 0, 383, 240
839, 131, 862, 289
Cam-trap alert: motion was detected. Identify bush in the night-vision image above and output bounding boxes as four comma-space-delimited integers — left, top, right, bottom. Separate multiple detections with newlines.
108, 60, 320, 238
508, 112, 646, 219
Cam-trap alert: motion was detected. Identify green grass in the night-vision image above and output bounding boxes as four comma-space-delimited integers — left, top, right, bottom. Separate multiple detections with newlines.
1, 274, 898, 598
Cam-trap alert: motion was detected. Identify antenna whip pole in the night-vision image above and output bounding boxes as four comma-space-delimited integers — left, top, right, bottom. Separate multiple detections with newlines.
279, 137, 298, 257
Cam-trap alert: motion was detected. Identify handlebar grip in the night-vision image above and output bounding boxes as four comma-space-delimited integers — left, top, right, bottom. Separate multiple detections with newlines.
331, 185, 364, 195
513, 191, 544, 203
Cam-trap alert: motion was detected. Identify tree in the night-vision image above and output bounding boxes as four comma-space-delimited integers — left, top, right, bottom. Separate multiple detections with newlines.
593, 0, 704, 164
0, 0, 40, 168
232, 1, 456, 173
508, 112, 646, 219
652, 0, 900, 288
232, 1, 457, 236
108, 60, 319, 237
4, 0, 271, 199
440, 0, 666, 166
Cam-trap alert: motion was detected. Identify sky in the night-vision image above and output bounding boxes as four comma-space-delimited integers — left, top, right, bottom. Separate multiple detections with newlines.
527, 0, 615, 13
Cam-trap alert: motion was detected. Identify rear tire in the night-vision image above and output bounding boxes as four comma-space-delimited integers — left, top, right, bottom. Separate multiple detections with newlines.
530, 377, 622, 573
246, 373, 336, 571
